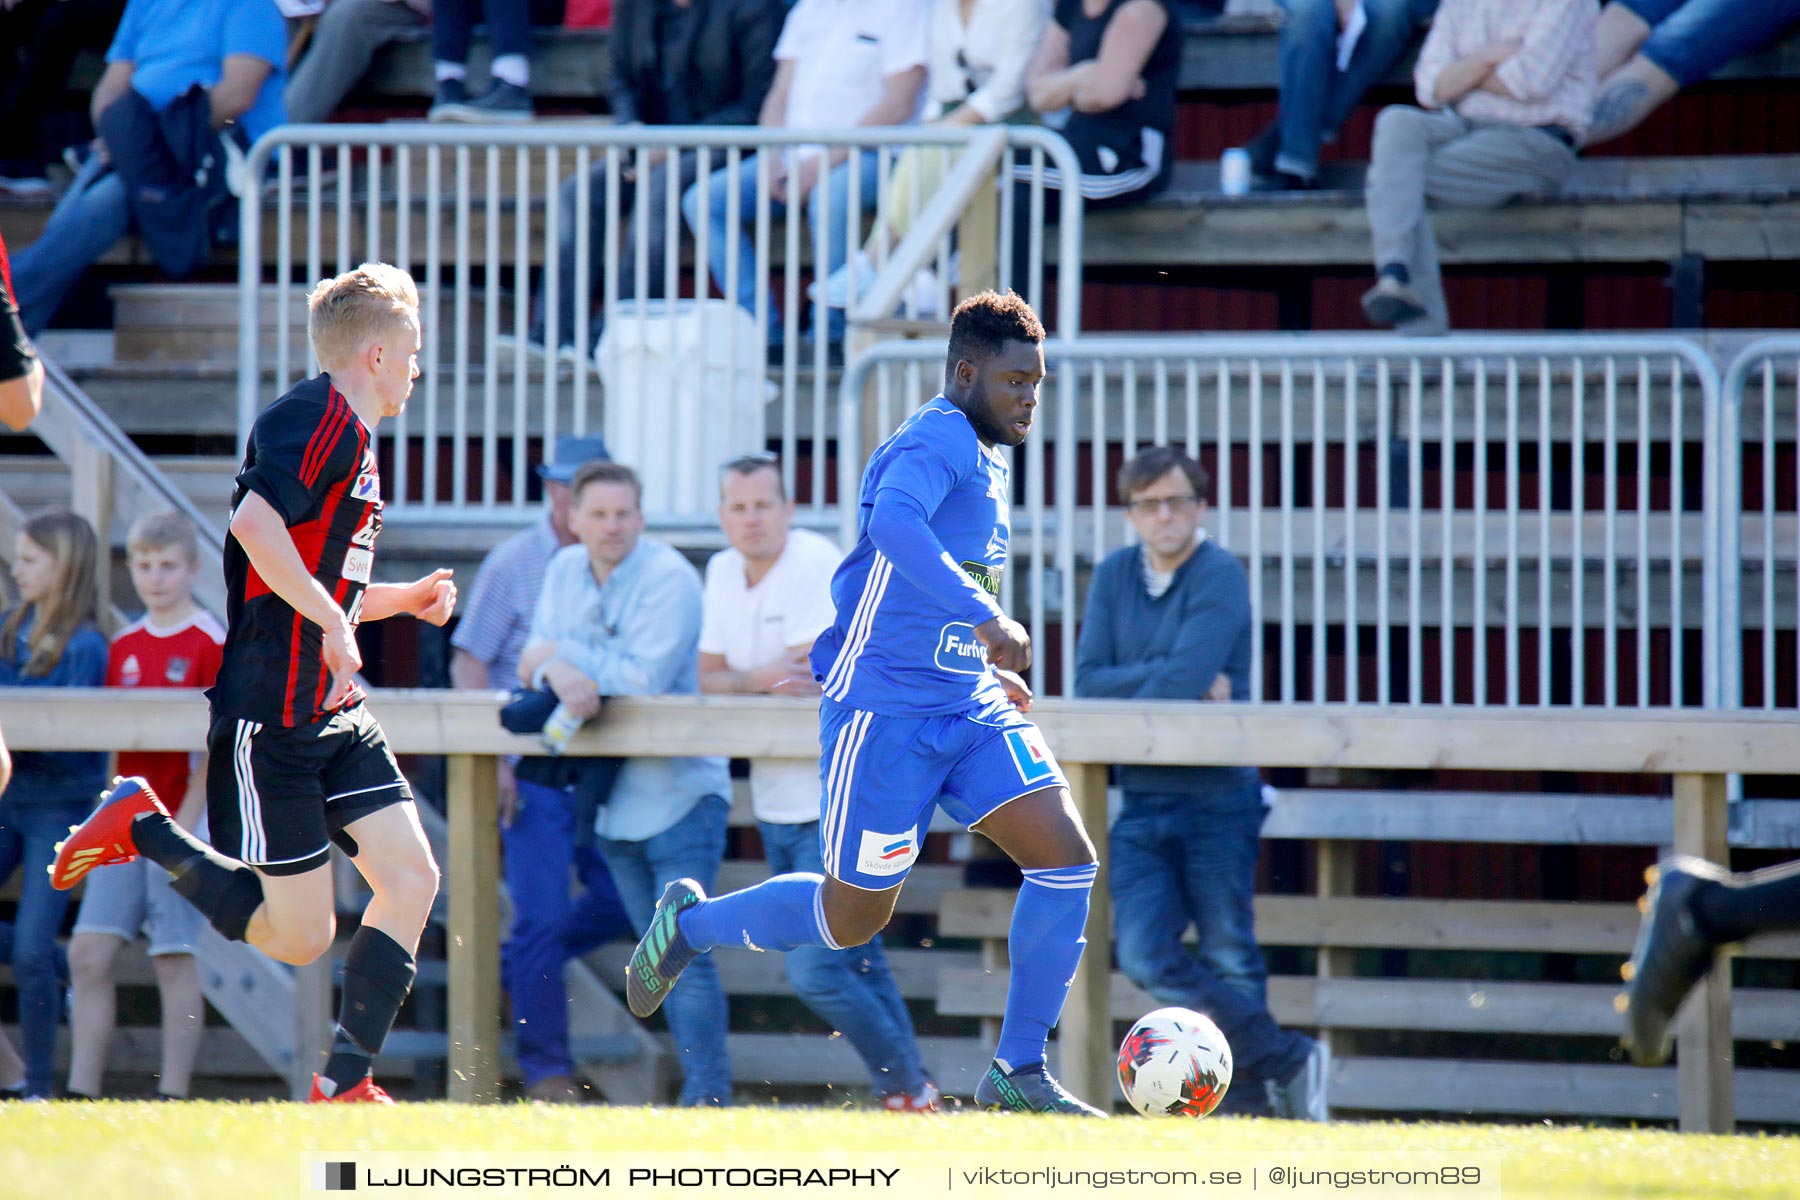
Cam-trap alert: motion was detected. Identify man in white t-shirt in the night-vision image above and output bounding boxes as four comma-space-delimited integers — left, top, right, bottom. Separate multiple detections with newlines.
698, 452, 937, 1111
680, 0, 929, 353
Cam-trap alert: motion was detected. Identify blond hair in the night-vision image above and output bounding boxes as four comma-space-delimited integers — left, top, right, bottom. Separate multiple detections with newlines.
307, 262, 420, 370
127, 509, 201, 566
3, 509, 101, 676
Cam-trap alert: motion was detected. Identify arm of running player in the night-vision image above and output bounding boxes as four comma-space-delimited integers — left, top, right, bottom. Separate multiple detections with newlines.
864, 455, 1025, 667
0, 237, 42, 431
360, 568, 457, 625
229, 490, 361, 708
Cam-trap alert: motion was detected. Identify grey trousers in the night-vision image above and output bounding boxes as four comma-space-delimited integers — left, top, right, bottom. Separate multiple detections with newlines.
1364, 106, 1577, 335
286, 0, 430, 126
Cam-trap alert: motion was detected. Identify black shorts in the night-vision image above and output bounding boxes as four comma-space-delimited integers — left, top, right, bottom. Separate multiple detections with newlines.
206, 703, 414, 877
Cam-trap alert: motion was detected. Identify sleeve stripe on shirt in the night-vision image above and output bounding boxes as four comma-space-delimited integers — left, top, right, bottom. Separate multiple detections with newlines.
300, 391, 352, 488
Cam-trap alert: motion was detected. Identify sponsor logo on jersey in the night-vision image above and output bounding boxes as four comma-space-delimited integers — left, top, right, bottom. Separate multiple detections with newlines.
119, 654, 141, 687
343, 547, 373, 583
856, 829, 919, 877
935, 622, 989, 675
960, 560, 1003, 598
1005, 726, 1056, 785
351, 471, 381, 503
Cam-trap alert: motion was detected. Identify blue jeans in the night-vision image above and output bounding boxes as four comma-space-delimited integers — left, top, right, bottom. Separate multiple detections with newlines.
1266, 0, 1437, 179
598, 795, 732, 1106
0, 801, 87, 1096
679, 149, 881, 345
501, 779, 635, 1088
531, 150, 699, 351
759, 819, 928, 1098
11, 153, 129, 333
1109, 787, 1309, 1086
1623, 0, 1800, 88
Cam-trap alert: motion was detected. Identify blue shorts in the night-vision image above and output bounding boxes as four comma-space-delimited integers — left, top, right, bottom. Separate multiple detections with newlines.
817, 696, 1069, 890
1622, 0, 1800, 88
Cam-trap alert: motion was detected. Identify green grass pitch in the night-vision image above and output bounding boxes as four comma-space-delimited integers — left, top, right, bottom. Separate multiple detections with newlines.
2, 1103, 1793, 1199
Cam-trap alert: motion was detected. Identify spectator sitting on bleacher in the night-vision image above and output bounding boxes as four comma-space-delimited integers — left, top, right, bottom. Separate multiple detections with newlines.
427, 0, 561, 123
1243, 0, 1438, 190
1585, 0, 1800, 147
65, 511, 222, 1101
1361, 0, 1594, 335
9, 0, 288, 335
680, 0, 929, 355
0, 510, 109, 1100
514, 460, 736, 1107
1012, 0, 1181, 279
508, 0, 782, 362
813, 0, 1051, 318
285, 0, 432, 125
0, 0, 127, 196
1074, 446, 1328, 1122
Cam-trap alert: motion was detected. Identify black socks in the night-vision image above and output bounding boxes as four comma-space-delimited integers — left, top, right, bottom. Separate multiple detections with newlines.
320, 926, 417, 1096
1690, 858, 1800, 945
135, 812, 265, 942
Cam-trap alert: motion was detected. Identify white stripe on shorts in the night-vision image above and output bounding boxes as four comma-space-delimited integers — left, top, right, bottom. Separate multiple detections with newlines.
233, 719, 265, 863
821, 708, 873, 878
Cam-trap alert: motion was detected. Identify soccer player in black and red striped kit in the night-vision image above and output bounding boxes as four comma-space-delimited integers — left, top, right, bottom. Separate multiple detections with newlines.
49, 263, 457, 1103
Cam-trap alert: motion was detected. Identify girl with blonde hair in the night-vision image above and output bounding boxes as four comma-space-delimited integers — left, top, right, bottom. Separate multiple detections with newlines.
0, 508, 109, 1098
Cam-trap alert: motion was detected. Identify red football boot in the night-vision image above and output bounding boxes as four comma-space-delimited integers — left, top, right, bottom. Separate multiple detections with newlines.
47, 776, 170, 890
308, 1075, 396, 1104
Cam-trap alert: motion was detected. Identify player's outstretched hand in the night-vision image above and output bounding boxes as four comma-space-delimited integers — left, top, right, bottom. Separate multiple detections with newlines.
413, 568, 458, 626
322, 617, 363, 710
995, 668, 1033, 713
975, 614, 1031, 674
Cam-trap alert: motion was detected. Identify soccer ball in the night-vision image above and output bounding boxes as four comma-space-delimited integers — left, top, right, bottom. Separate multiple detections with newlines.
1116, 1006, 1233, 1117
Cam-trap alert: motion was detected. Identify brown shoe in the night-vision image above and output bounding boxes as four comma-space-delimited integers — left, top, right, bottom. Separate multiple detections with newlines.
525, 1074, 584, 1104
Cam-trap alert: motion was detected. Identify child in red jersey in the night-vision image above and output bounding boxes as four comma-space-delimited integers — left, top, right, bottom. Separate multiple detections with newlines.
66, 511, 222, 1099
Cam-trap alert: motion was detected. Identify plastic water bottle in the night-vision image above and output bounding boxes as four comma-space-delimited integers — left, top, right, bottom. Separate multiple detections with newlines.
1220, 148, 1251, 197
540, 703, 585, 756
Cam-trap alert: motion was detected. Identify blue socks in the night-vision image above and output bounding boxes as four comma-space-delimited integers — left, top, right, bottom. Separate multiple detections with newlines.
996, 863, 1097, 1069
679, 873, 840, 954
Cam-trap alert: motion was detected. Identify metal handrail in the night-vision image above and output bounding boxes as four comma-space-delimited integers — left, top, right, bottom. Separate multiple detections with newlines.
1718, 335, 1800, 710
842, 332, 1725, 702
236, 124, 1087, 526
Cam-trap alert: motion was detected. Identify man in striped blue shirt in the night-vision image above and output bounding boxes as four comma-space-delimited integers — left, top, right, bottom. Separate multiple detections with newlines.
623, 292, 1107, 1115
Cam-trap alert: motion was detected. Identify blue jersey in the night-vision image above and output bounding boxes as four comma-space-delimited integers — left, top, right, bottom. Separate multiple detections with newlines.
812, 396, 1012, 717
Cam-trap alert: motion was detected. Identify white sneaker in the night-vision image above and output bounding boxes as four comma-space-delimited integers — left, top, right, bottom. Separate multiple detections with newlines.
811, 251, 942, 317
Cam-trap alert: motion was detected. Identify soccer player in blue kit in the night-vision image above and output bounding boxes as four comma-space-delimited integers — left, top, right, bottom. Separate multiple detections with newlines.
626, 291, 1106, 1115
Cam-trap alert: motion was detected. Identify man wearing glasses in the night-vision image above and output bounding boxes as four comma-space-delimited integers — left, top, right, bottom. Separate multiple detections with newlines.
1074, 445, 1328, 1122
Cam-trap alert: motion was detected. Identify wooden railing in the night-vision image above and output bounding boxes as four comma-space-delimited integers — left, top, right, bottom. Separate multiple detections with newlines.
4, 688, 1797, 1130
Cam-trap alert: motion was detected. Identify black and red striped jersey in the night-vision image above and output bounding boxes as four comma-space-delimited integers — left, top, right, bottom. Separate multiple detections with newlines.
209, 373, 382, 727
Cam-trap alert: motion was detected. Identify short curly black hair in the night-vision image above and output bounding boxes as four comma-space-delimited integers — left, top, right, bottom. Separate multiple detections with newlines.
945, 290, 1045, 382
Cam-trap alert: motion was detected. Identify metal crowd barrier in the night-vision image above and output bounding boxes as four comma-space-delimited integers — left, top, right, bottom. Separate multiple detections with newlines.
237, 124, 1083, 532
1720, 336, 1800, 710
843, 334, 1725, 704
